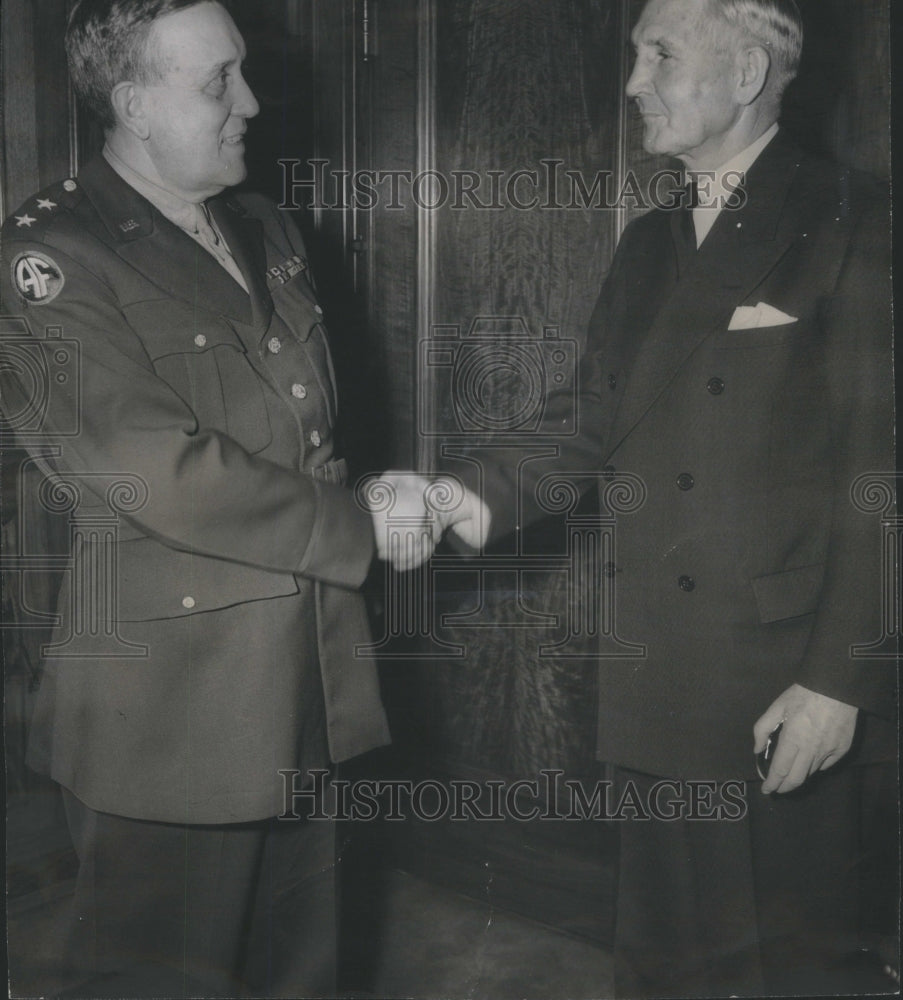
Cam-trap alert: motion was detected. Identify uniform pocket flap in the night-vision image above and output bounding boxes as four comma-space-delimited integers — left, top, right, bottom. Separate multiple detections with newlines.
123, 300, 245, 359
113, 537, 299, 621
752, 563, 824, 624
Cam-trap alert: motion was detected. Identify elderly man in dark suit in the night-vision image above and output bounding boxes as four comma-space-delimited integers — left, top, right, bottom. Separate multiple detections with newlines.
447, 0, 896, 994
0, 1, 481, 995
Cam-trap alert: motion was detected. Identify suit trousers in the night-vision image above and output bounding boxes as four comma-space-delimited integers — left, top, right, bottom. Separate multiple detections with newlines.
612, 764, 876, 998
60, 785, 337, 998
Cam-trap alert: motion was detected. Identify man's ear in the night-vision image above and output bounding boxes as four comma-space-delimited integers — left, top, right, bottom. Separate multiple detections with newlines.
110, 81, 151, 140
735, 45, 770, 106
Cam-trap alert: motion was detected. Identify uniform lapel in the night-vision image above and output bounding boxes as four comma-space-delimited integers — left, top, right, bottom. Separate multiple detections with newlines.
207, 196, 274, 329
605, 133, 802, 458
77, 157, 256, 326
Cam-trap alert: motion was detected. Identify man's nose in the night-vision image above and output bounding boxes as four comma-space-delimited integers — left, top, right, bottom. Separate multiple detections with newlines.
625, 58, 649, 99
233, 72, 260, 119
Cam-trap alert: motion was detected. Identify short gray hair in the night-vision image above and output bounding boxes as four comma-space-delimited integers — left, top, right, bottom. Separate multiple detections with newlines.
704, 0, 803, 94
66, 0, 214, 130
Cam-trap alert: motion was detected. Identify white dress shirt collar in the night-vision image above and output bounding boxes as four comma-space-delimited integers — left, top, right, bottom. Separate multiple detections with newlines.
686, 122, 780, 246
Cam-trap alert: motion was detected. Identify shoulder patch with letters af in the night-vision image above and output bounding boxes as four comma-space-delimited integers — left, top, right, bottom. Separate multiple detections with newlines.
11, 251, 65, 305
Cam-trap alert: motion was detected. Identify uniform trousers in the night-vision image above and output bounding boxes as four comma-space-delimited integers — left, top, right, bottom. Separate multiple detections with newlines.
612, 764, 875, 998
60, 785, 337, 998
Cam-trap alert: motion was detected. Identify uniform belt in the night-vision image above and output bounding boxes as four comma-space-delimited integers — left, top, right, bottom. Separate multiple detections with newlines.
309, 457, 348, 486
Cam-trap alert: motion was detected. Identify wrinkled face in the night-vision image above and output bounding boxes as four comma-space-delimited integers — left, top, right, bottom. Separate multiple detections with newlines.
140, 2, 259, 200
626, 0, 741, 166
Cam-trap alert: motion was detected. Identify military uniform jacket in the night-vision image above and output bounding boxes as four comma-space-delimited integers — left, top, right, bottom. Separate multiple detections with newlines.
0, 155, 390, 823
468, 133, 896, 779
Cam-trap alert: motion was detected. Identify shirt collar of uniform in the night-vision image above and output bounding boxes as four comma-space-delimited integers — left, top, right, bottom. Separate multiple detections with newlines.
103, 144, 204, 234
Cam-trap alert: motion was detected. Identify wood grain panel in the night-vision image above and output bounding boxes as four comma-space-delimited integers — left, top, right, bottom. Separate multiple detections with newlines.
374, 0, 623, 781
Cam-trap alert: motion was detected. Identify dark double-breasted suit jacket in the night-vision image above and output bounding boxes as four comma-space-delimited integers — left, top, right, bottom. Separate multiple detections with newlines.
471, 132, 896, 780
1, 156, 390, 824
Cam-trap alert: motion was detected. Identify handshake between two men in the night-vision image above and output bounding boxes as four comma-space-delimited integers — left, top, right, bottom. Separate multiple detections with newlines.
364, 472, 491, 572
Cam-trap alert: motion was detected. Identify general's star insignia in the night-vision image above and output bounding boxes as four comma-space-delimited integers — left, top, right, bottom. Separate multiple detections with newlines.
36, 199, 57, 211
15, 214, 37, 228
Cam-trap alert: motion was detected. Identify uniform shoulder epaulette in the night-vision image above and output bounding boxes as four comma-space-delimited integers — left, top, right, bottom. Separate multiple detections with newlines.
3, 178, 84, 306
3, 176, 83, 241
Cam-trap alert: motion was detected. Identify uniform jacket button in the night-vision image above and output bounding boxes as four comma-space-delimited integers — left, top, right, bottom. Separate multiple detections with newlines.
182, 596, 196, 609
194, 334, 207, 348
310, 430, 321, 447
268, 337, 282, 355
678, 576, 696, 593
707, 377, 725, 395
677, 473, 695, 491
291, 383, 308, 399
314, 304, 323, 315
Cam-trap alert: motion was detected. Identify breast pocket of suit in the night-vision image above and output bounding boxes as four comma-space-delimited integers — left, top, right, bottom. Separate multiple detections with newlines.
716, 304, 811, 350
123, 300, 273, 454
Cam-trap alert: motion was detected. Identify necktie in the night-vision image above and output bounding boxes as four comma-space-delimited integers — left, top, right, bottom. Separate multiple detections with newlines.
191, 203, 249, 292
195, 203, 223, 253
680, 179, 699, 252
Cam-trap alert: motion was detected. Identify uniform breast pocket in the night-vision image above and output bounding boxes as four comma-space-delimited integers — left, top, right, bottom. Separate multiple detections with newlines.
124, 300, 273, 454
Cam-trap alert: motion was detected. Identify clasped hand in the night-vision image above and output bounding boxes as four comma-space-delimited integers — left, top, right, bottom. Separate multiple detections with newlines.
365, 471, 490, 571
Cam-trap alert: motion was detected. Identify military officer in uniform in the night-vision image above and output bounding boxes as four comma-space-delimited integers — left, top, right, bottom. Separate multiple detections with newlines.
0, 0, 480, 995
447, 0, 897, 995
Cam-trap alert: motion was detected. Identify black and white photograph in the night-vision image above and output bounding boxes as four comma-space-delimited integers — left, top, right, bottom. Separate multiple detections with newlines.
1, 1, 898, 997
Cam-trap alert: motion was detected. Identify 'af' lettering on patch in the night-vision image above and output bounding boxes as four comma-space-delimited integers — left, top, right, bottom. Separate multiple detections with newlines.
12, 252, 65, 305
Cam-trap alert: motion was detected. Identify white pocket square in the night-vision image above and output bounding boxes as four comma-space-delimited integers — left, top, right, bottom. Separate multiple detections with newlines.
728, 302, 798, 331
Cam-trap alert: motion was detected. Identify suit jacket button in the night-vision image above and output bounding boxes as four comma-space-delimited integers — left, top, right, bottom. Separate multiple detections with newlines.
608, 373, 618, 390
678, 576, 696, 593
707, 377, 725, 395
677, 473, 695, 491
182, 596, 196, 609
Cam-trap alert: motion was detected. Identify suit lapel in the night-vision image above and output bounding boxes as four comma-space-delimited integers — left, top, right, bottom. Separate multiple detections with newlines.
605, 133, 802, 457
77, 157, 261, 327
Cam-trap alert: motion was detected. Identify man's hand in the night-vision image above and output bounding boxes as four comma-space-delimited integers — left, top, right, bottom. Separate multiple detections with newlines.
362, 472, 491, 572
429, 476, 491, 552
365, 471, 440, 571
754, 684, 858, 794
